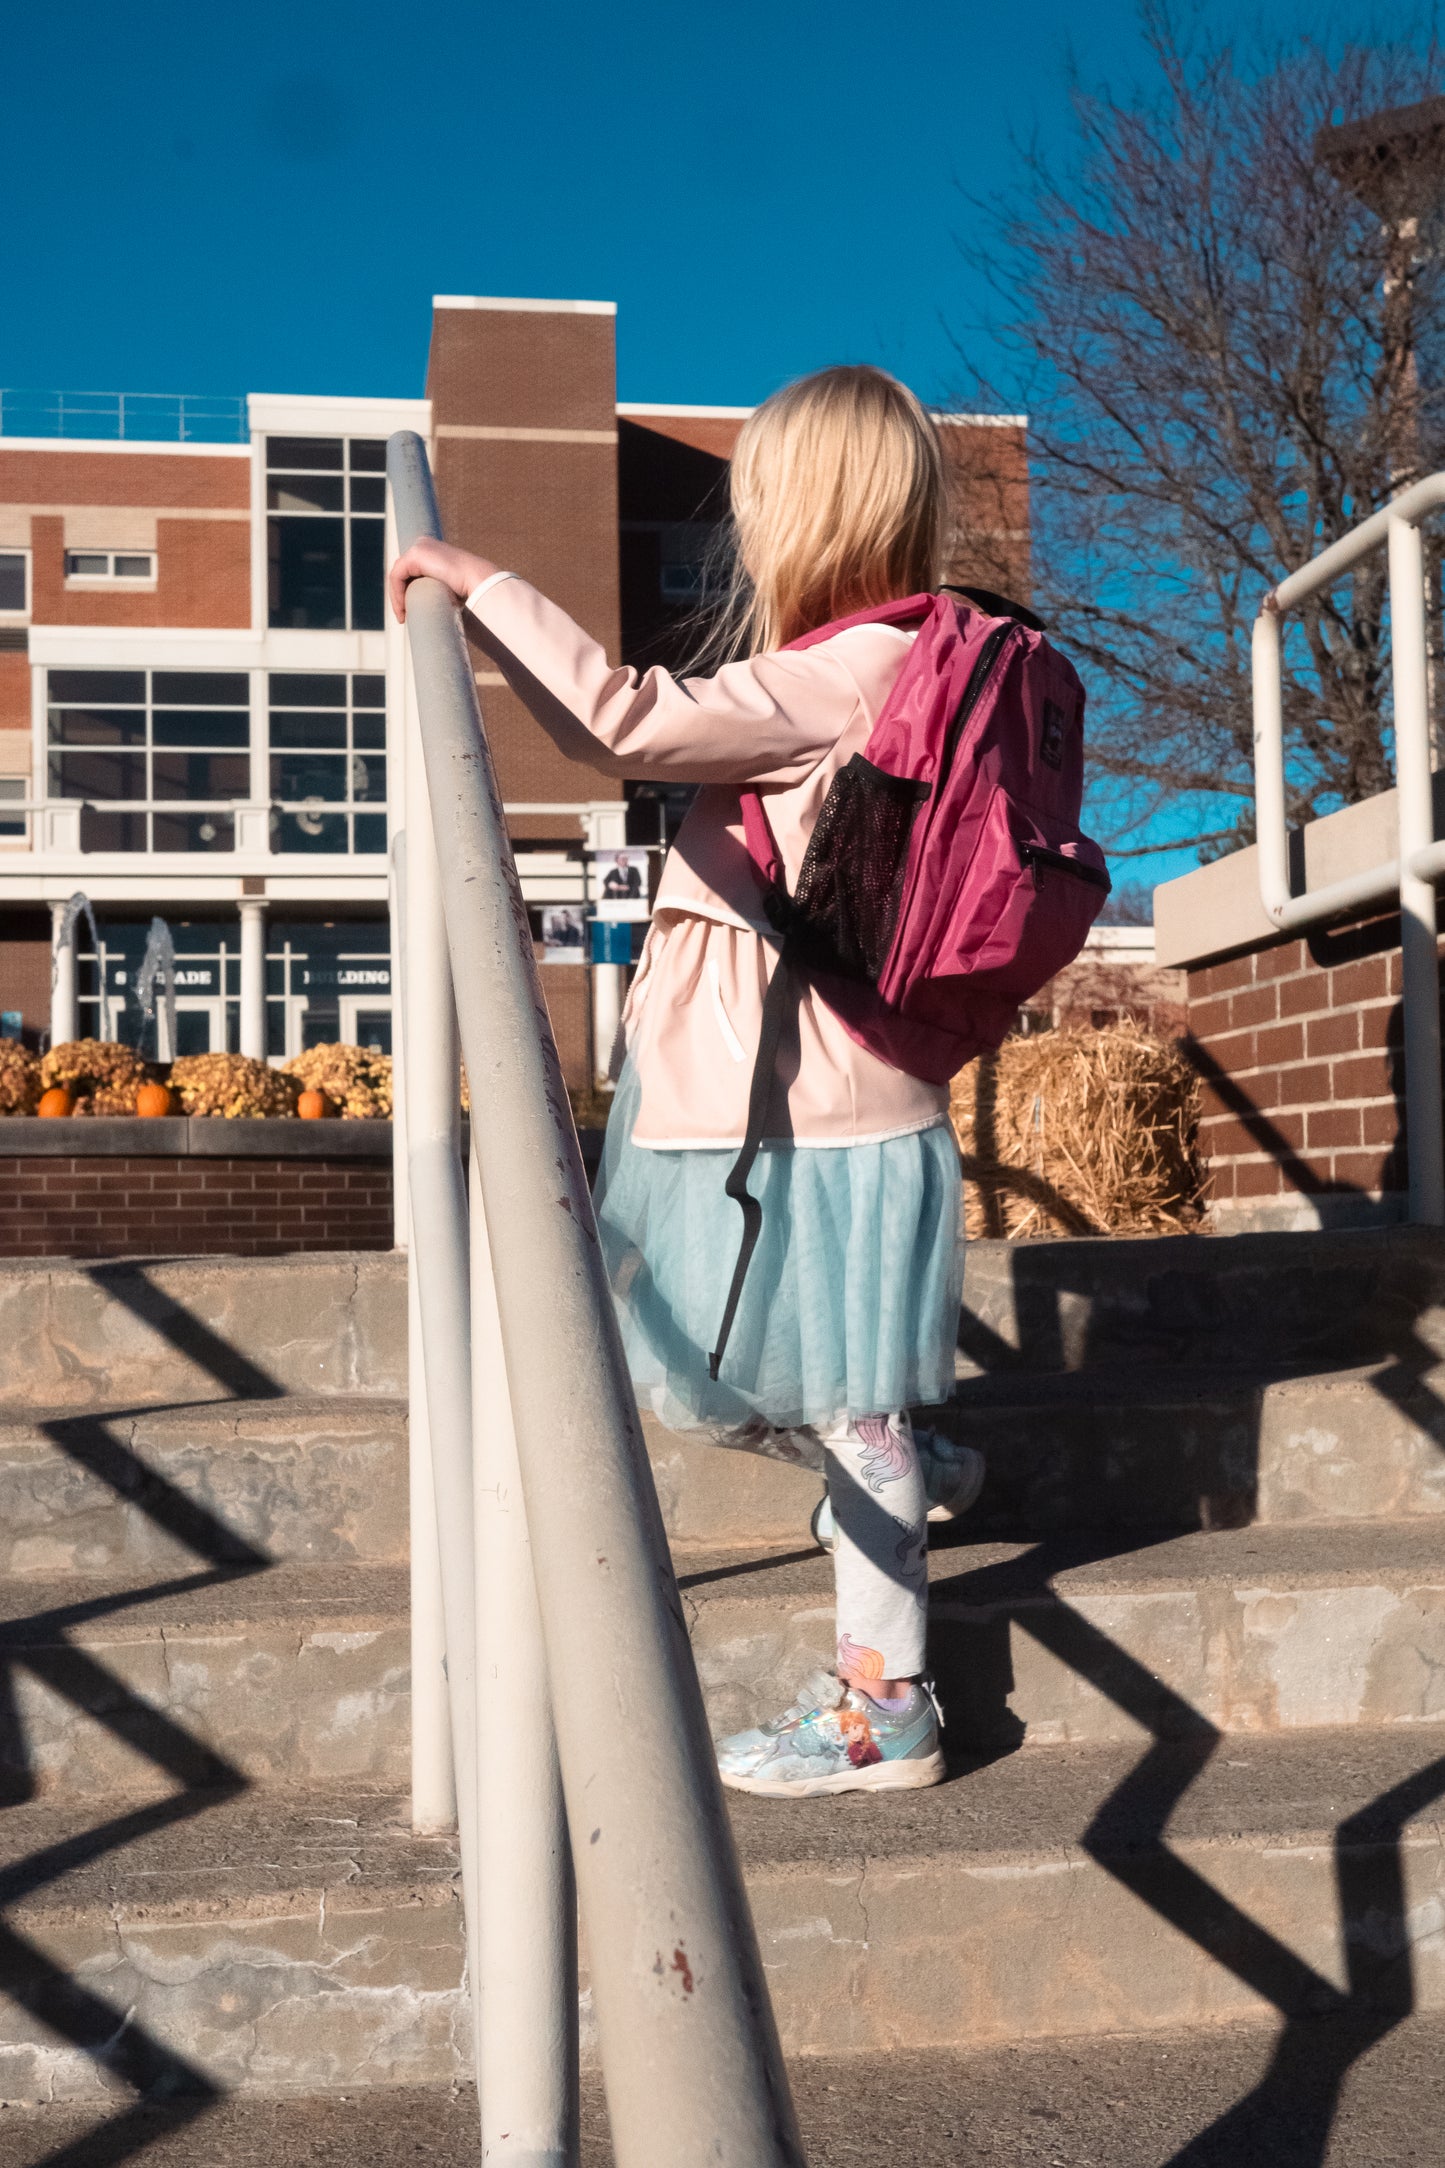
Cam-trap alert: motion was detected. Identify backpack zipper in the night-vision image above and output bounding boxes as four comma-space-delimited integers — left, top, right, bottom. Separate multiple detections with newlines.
936, 621, 1017, 794
1023, 843, 1110, 891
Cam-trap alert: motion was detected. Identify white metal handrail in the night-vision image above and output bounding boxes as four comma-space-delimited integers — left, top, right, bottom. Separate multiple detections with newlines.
1253, 470, 1445, 1225
387, 432, 803, 2168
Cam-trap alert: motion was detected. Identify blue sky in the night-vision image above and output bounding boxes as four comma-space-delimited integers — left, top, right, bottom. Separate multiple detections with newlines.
2, 0, 1414, 885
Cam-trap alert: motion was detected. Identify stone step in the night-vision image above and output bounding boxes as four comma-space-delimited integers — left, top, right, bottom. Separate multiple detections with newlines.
0, 1399, 822, 1577
0, 1398, 409, 1579
7, 1228, 1445, 1423
3, 1725, 1445, 2098
0, 1255, 407, 1412
8, 1350, 1444, 1596
940, 1360, 1445, 1531
686, 1521, 1445, 1747
5, 2013, 1445, 2166
0, 1565, 411, 1797
959, 1223, 1445, 1377
10, 1519, 1445, 1796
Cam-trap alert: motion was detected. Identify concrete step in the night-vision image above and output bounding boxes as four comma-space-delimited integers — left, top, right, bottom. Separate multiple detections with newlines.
0, 1254, 407, 1412
7, 1228, 1445, 1423
4, 1725, 1445, 2097
0, 1397, 409, 1579
11, 1519, 1445, 1796
959, 1223, 1445, 1377
686, 1522, 1445, 1747
940, 1360, 1445, 1532
3, 1357, 1441, 1595
0, 1565, 411, 1797
0, 1399, 822, 1578
4, 2014, 1445, 2166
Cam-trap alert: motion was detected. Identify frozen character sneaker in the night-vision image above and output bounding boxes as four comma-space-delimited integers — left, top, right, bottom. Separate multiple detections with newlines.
810, 1430, 986, 1553
716, 1670, 945, 1797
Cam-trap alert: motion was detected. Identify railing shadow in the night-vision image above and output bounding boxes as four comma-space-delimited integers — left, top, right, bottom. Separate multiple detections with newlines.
939, 1104, 1445, 2166
0, 1265, 286, 2164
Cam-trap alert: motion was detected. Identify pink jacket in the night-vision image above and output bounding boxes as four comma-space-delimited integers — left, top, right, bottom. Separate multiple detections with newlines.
466, 574, 950, 1149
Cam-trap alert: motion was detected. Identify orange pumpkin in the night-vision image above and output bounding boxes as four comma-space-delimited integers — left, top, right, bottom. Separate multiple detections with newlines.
298, 1087, 334, 1120
135, 1081, 173, 1118
37, 1086, 74, 1118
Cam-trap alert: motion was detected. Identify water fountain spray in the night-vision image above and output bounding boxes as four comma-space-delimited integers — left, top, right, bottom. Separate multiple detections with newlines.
51, 891, 101, 993
135, 916, 178, 1063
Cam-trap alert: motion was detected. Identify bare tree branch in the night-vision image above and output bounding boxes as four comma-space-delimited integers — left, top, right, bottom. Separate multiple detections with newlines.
948, 10, 1445, 856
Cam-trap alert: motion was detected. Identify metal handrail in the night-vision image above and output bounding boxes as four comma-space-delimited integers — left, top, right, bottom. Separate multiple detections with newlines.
1252, 470, 1445, 1223
387, 431, 803, 2168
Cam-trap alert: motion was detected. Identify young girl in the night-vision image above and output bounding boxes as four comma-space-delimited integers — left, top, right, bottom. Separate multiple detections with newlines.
390, 364, 982, 1799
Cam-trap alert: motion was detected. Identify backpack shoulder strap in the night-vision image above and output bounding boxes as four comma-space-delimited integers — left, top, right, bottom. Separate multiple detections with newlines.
782, 590, 945, 653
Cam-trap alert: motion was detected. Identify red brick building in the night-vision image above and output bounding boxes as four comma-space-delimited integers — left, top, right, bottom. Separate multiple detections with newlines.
1154, 791, 1417, 1229
0, 301, 1030, 1087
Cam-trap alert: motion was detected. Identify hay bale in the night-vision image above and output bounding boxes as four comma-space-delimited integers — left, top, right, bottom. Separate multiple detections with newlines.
950, 1022, 1203, 1240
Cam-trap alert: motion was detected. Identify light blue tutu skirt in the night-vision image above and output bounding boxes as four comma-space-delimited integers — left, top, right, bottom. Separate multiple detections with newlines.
595, 1056, 963, 1433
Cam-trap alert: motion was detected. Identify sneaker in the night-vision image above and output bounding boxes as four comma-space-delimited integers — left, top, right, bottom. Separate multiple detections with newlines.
716, 1669, 945, 1797
810, 1430, 986, 1554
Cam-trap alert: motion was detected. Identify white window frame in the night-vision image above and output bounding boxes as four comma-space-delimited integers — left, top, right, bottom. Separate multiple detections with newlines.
263, 436, 387, 634
63, 550, 157, 587
0, 548, 31, 620
0, 776, 27, 843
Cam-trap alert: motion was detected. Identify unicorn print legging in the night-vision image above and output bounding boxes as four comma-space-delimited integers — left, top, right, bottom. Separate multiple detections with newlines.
699, 1406, 930, 1678
820, 1410, 928, 1680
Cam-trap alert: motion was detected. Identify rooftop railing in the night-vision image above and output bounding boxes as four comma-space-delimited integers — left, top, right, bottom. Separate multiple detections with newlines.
387, 430, 803, 2168
0, 389, 249, 443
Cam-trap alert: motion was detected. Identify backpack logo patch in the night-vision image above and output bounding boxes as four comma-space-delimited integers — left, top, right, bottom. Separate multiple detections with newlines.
1041, 699, 1066, 771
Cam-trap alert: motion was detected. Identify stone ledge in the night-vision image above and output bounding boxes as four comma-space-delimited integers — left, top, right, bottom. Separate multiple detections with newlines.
0, 1117, 394, 1158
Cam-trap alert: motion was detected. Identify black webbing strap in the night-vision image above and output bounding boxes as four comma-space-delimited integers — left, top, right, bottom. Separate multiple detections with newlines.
707, 940, 799, 1380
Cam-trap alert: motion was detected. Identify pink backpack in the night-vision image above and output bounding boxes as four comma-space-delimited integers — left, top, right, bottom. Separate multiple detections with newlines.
709, 587, 1109, 1377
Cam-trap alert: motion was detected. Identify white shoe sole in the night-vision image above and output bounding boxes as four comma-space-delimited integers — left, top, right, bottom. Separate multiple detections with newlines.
926, 1440, 987, 1522
719, 1749, 946, 1798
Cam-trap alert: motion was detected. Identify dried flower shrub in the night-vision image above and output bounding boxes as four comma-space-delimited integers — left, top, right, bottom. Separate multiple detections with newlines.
0, 1040, 41, 1114
40, 1040, 151, 1113
169, 1052, 300, 1119
283, 1043, 393, 1120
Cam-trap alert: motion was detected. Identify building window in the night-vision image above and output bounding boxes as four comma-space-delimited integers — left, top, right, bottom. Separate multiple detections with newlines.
64, 550, 155, 581
266, 437, 386, 631
266, 918, 392, 1057
0, 552, 30, 615
268, 671, 387, 855
0, 779, 26, 839
46, 668, 250, 854
74, 921, 241, 1056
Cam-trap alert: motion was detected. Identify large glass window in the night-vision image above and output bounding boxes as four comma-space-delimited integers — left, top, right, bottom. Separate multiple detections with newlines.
268, 671, 387, 855
266, 919, 392, 1056
0, 552, 29, 615
266, 437, 386, 631
47, 669, 250, 854
74, 921, 241, 1056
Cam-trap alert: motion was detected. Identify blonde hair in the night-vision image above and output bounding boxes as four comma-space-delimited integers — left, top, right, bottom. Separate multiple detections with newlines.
718, 365, 946, 657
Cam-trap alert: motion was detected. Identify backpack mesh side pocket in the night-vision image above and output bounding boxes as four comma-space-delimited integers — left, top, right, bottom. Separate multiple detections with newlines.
780, 755, 930, 982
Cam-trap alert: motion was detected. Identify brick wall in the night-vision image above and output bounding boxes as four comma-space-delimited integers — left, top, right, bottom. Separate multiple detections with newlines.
940, 422, 1031, 602
428, 305, 624, 826
0, 446, 251, 631
0, 914, 52, 1040
1186, 914, 1409, 1230
0, 1155, 395, 1258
